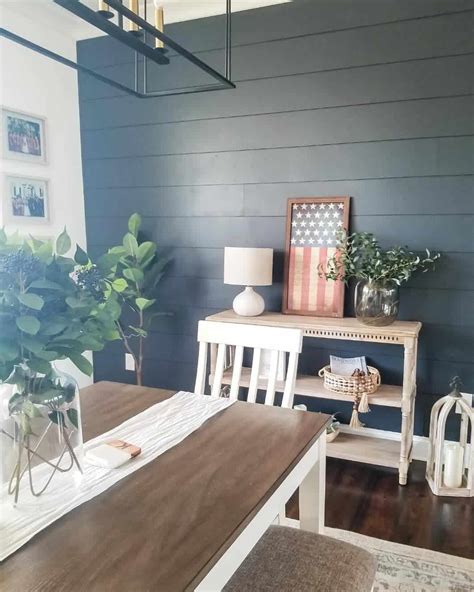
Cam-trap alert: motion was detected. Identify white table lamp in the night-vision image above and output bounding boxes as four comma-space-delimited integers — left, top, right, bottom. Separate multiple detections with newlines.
224, 247, 273, 316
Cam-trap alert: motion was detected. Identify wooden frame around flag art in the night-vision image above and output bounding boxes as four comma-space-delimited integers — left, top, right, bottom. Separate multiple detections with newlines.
282, 197, 350, 318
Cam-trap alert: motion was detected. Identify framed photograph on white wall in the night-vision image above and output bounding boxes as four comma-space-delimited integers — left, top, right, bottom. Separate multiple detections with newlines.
3, 174, 50, 225
1, 108, 47, 164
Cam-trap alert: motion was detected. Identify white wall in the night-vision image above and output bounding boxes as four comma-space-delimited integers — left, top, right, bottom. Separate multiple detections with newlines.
0, 3, 92, 387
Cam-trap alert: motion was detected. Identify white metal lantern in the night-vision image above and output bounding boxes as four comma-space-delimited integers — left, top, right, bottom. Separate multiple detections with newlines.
426, 377, 473, 497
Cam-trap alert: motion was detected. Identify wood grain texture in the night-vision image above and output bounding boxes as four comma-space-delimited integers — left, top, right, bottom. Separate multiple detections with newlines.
0, 382, 328, 592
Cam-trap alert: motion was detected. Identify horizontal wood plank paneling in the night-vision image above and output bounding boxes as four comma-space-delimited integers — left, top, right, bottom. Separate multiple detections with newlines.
87, 214, 474, 252
82, 96, 474, 159
78, 9, 474, 100
83, 137, 474, 187
79, 1, 474, 435
86, 245, 474, 291
79, 55, 473, 130
77, 0, 474, 69
85, 177, 473, 218
242, 177, 474, 216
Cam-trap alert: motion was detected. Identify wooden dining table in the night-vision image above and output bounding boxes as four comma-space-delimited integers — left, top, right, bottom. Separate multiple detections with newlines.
1, 381, 329, 592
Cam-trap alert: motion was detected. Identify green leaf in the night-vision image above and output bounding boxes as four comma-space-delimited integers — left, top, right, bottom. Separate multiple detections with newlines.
35, 241, 53, 263
18, 293, 44, 311
97, 252, 121, 273
108, 245, 127, 257
20, 414, 34, 436
123, 267, 144, 284
63, 382, 77, 403
112, 278, 128, 293
135, 297, 155, 311
48, 410, 65, 427
123, 233, 139, 256
41, 320, 68, 336
0, 341, 19, 362
23, 400, 43, 419
66, 296, 85, 309
137, 241, 156, 263
103, 297, 122, 321
28, 279, 63, 291
103, 329, 121, 340
27, 235, 45, 251
21, 335, 44, 354
129, 325, 148, 337
67, 408, 79, 429
68, 353, 93, 376
74, 245, 89, 265
28, 357, 52, 374
16, 316, 41, 335
56, 227, 71, 255
35, 349, 59, 361
128, 213, 141, 237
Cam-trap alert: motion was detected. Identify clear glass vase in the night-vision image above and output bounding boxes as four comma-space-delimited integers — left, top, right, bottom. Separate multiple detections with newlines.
0, 366, 83, 506
354, 279, 400, 326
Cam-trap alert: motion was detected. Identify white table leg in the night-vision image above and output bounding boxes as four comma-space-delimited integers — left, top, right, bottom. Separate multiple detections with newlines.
299, 435, 326, 534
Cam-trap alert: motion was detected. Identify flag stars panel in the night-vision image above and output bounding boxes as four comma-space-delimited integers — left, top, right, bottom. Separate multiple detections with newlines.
284, 197, 350, 317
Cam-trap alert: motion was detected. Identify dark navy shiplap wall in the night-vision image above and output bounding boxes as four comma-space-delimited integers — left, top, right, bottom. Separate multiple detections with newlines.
78, 0, 474, 436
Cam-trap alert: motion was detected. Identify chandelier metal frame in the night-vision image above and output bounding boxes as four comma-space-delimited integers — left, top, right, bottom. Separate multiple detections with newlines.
1, 0, 234, 98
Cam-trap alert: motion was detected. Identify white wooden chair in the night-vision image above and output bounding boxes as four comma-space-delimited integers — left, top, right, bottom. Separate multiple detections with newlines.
194, 320, 303, 408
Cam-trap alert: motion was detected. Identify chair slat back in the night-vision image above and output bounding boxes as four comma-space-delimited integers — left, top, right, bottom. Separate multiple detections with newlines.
195, 321, 303, 408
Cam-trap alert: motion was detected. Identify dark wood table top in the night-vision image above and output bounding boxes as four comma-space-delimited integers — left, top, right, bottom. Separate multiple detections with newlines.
1, 381, 329, 592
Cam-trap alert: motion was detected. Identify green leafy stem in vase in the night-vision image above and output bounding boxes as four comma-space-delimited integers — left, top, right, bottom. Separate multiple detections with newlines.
0, 227, 121, 500
318, 231, 441, 286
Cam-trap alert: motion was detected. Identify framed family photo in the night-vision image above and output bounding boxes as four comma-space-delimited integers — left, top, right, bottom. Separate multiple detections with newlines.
282, 196, 350, 318
2, 108, 47, 164
3, 175, 50, 225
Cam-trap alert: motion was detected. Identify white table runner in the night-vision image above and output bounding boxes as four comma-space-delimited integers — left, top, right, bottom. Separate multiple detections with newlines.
0, 391, 234, 561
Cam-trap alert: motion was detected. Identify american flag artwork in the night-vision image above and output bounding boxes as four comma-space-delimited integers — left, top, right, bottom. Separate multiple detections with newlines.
283, 197, 350, 317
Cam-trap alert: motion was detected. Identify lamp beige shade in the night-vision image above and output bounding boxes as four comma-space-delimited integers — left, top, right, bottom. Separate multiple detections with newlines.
224, 247, 273, 287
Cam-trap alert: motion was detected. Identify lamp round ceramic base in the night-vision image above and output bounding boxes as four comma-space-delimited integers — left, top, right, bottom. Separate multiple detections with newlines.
232, 287, 265, 317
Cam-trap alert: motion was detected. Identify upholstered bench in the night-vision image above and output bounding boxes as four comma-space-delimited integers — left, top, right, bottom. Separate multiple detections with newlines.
224, 526, 377, 592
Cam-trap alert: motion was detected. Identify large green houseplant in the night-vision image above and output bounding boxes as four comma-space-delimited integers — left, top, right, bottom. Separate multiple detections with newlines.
95, 213, 170, 386
0, 228, 119, 502
319, 231, 440, 325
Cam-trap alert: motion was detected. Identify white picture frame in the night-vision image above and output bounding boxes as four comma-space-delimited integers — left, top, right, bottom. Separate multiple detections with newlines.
3, 174, 51, 225
1, 107, 47, 164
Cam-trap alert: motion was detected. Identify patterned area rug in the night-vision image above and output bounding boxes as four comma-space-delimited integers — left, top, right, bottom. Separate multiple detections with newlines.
327, 528, 474, 592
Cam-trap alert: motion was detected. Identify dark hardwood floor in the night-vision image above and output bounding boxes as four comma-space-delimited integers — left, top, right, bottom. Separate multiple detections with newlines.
287, 459, 474, 560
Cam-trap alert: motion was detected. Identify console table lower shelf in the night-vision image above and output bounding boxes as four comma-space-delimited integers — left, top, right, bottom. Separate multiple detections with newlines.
326, 430, 402, 469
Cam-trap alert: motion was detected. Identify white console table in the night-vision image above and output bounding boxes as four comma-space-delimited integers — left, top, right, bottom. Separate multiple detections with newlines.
205, 310, 422, 485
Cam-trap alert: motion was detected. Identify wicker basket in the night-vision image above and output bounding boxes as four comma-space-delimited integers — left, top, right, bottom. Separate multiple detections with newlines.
318, 365, 381, 397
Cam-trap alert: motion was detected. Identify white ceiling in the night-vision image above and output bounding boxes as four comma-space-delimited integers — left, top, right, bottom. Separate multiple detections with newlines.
2, 0, 291, 39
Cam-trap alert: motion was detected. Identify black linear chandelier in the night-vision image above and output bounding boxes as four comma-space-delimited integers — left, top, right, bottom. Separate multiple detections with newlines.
1, 0, 234, 98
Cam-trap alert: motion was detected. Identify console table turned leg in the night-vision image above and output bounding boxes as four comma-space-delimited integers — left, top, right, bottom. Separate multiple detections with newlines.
399, 338, 418, 485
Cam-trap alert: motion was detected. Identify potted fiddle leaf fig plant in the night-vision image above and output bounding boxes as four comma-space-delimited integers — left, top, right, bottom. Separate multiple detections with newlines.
0, 228, 120, 503
96, 213, 170, 386
319, 231, 440, 326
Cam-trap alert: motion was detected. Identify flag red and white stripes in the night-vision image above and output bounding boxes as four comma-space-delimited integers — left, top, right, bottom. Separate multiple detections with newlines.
286, 201, 346, 315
